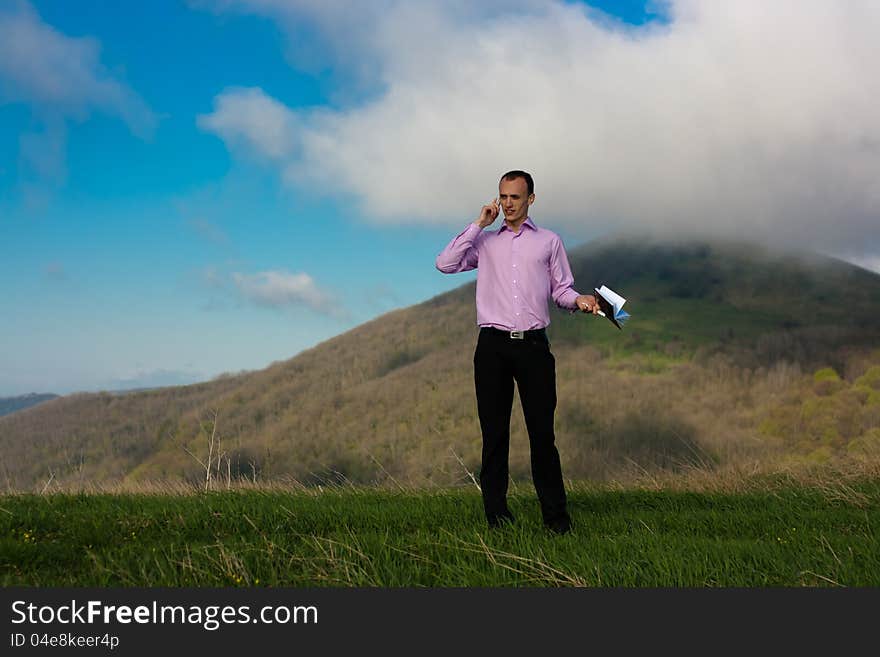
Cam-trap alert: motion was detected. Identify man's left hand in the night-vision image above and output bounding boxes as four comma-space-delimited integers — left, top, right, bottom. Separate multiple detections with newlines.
576, 294, 599, 314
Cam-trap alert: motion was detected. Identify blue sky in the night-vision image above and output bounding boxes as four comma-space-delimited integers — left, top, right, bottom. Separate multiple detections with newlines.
1, 1, 878, 396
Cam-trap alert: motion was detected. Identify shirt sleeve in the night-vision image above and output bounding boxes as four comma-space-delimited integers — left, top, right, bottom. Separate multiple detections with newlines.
549, 235, 581, 310
435, 222, 482, 273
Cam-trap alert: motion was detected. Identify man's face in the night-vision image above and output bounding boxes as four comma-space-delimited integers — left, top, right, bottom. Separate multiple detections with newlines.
499, 177, 534, 223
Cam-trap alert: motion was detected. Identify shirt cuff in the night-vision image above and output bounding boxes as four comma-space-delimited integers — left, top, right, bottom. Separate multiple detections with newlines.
559, 289, 581, 310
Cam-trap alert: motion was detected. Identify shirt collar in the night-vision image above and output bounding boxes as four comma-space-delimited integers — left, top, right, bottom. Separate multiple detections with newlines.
500, 216, 537, 233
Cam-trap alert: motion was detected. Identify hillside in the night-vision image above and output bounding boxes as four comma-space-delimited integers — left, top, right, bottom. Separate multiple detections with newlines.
1, 237, 879, 491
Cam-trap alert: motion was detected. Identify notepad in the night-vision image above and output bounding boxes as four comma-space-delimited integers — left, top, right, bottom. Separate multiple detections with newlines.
594, 285, 630, 330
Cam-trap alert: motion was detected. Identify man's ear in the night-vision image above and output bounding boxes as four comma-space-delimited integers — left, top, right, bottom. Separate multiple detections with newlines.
528, 194, 535, 205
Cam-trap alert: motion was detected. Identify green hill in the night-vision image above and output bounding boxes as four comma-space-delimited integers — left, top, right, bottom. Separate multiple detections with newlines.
557, 236, 880, 357
1, 237, 879, 491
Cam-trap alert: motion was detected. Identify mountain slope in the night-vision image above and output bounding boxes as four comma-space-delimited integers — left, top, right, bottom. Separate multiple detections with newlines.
2, 238, 879, 490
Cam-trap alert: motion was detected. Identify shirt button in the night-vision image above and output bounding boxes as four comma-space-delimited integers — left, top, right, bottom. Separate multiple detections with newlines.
513, 280, 516, 284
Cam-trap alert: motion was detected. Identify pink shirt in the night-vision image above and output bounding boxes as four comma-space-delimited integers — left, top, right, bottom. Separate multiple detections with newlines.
436, 217, 581, 331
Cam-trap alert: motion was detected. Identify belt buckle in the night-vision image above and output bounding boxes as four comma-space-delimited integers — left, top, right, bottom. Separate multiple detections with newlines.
510, 330, 525, 340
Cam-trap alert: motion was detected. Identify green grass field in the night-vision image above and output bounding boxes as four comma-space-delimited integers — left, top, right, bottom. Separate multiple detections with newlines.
3, 480, 878, 587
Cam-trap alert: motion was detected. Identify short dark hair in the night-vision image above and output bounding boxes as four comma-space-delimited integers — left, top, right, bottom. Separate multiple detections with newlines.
500, 170, 534, 195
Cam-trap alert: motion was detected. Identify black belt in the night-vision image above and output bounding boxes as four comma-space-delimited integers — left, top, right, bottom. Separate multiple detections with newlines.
480, 326, 547, 341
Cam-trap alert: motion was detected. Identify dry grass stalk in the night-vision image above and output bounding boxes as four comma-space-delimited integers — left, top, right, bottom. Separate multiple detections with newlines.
441, 530, 589, 586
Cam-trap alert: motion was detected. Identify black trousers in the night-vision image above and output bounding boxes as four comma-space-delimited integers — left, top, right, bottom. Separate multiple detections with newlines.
473, 327, 569, 525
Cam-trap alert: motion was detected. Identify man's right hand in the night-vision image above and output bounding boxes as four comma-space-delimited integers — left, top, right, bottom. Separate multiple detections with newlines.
476, 198, 500, 228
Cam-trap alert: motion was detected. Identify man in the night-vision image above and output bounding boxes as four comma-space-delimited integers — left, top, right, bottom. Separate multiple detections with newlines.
435, 170, 598, 534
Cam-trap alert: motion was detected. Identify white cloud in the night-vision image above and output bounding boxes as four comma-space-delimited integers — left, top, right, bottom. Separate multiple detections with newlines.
0, 1, 157, 187
232, 269, 345, 317
843, 254, 880, 275
199, 0, 880, 258
197, 87, 298, 160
